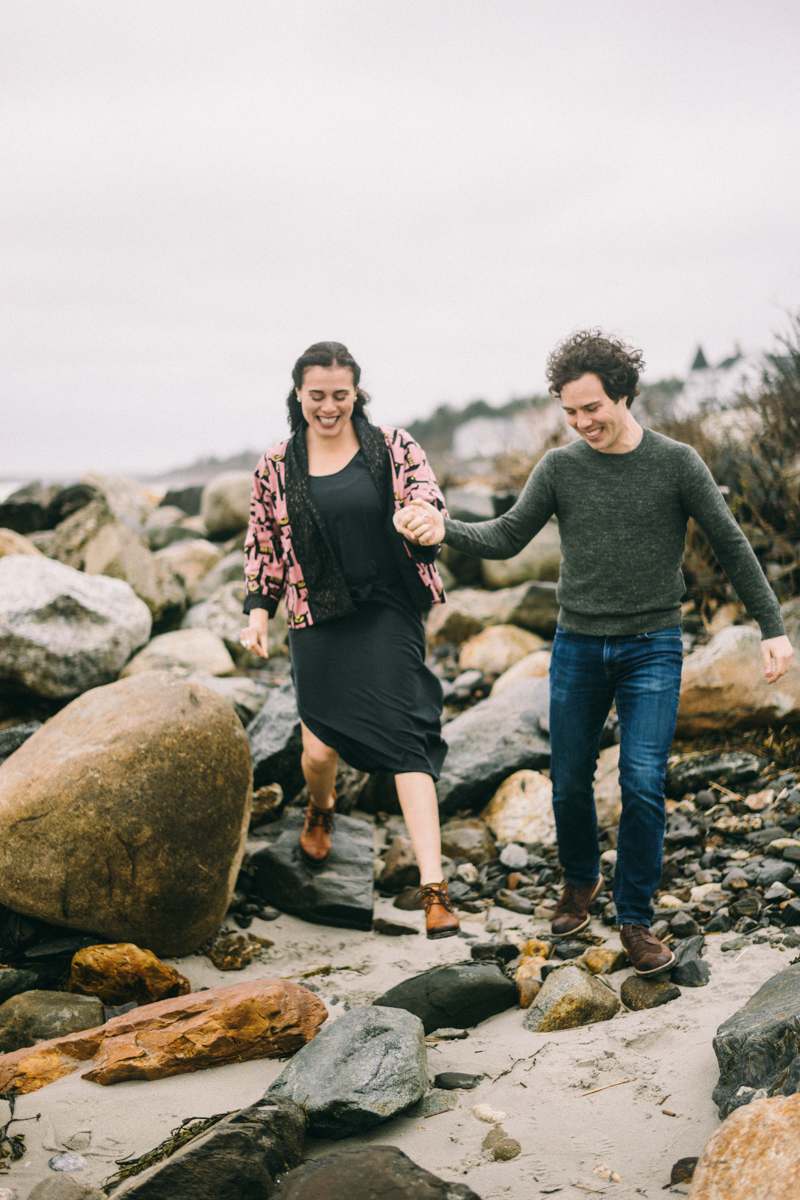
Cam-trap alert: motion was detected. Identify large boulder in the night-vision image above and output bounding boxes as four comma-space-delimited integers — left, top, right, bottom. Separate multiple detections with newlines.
247, 677, 305, 798
0, 672, 252, 956
120, 628, 236, 678
268, 1006, 427, 1138
458, 625, 545, 676
427, 580, 559, 646
0, 529, 43, 558
42, 496, 185, 625
665, 749, 766, 798
436, 677, 551, 815
154, 538, 224, 591
0, 719, 42, 764
677, 625, 800, 735
249, 809, 374, 931
201, 472, 253, 538
0, 556, 151, 700
273, 1145, 482, 1200
184, 581, 288, 663
480, 769, 555, 845
373, 961, 517, 1034
689, 1093, 800, 1200
0, 978, 326, 1095
712, 962, 800, 1118
81, 472, 157, 527
491, 649, 551, 696
189, 548, 245, 602
481, 519, 561, 589
112, 1096, 306, 1199
440, 817, 497, 865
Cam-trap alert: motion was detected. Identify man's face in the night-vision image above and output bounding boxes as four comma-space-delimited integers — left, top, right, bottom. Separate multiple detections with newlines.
560, 373, 629, 452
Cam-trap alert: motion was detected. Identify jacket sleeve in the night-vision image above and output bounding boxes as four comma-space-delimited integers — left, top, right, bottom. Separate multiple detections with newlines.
396, 430, 448, 564
243, 459, 286, 616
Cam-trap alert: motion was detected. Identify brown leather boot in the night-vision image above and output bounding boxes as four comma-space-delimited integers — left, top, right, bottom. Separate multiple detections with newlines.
416, 880, 460, 940
620, 923, 676, 976
551, 878, 603, 938
299, 798, 335, 867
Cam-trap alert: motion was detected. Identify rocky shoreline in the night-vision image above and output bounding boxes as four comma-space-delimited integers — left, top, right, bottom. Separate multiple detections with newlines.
1, 470, 800, 1198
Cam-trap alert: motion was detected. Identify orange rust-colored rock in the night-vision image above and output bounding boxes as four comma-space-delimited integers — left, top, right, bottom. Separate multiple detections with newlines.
0, 977, 326, 1095
515, 955, 549, 1008
689, 1094, 800, 1200
69, 943, 191, 1005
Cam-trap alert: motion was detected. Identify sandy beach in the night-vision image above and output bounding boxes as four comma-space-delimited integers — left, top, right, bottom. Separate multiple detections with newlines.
2, 810, 791, 1199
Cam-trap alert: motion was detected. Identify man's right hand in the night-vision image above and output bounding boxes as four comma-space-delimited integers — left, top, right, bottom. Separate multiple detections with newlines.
240, 608, 269, 659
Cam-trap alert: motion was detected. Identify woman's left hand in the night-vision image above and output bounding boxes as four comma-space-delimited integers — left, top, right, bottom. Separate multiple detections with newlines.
393, 501, 445, 546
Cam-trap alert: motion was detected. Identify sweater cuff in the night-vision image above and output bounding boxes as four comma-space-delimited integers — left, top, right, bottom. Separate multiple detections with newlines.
242, 594, 279, 618
760, 615, 787, 640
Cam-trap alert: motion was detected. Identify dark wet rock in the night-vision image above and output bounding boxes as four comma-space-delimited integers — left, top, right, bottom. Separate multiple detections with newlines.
747, 825, 785, 845
670, 911, 702, 938
665, 751, 766, 799
671, 935, 711, 987
705, 911, 733, 934
249, 809, 373, 931
621, 976, 681, 1010
112, 1095, 305, 1199
712, 962, 800, 1117
782, 1052, 800, 1096
730, 892, 762, 919
782, 899, 800, 926
494, 888, 535, 915
47, 482, 102, 527
377, 836, 420, 894
268, 1006, 427, 1138
372, 917, 419, 936
694, 790, 717, 810
470, 942, 519, 964
0, 481, 59, 534
721, 867, 749, 890
663, 811, 703, 847
0, 990, 104, 1054
784, 845, 800, 863
757, 859, 795, 887
160, 485, 203, 516
435, 678, 550, 815
247, 677, 305, 798
0, 966, 40, 1003
0, 720, 42, 763
552, 939, 586, 961
669, 1158, 699, 1185
522, 964, 620, 1031
434, 1071, 483, 1090
273, 1145, 482, 1200
439, 818, 497, 866
374, 960, 517, 1034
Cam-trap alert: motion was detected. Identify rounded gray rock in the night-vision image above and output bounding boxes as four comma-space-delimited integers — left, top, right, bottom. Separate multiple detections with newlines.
0, 556, 151, 700
268, 1005, 428, 1138
0, 990, 104, 1054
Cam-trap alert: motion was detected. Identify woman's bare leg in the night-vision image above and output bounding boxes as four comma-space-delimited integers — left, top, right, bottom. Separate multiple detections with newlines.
395, 772, 443, 885
301, 722, 338, 809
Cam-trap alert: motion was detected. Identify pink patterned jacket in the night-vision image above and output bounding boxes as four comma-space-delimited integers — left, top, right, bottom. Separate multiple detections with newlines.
243, 423, 448, 629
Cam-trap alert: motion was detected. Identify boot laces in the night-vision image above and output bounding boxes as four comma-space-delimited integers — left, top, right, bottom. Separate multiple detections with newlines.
416, 881, 455, 916
622, 923, 656, 948
306, 802, 335, 832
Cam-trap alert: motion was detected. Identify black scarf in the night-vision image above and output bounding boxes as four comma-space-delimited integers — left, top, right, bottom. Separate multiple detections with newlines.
284, 415, 430, 624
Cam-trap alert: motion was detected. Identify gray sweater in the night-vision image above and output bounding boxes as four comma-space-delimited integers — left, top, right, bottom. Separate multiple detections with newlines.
443, 428, 784, 639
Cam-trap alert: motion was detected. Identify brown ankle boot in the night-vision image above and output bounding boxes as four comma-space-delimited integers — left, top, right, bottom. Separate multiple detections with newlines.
551, 878, 603, 938
620, 923, 676, 976
416, 880, 460, 940
299, 797, 335, 867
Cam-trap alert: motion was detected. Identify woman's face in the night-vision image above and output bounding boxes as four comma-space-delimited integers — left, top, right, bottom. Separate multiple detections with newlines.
297, 364, 357, 438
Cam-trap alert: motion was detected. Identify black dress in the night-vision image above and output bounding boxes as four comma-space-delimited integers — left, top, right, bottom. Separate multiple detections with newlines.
288, 450, 447, 778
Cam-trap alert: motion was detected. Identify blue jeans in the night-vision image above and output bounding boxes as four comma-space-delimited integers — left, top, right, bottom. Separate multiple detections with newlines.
549, 626, 683, 926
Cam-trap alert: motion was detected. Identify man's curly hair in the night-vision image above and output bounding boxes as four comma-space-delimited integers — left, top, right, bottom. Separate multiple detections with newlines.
546, 330, 645, 409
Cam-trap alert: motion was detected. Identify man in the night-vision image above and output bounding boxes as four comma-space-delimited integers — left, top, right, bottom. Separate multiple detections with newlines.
395, 330, 793, 975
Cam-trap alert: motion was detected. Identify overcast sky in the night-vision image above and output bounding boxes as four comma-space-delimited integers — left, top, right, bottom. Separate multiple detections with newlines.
2, 0, 799, 479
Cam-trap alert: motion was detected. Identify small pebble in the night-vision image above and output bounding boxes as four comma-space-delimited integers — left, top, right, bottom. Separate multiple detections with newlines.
499, 843, 529, 871
435, 1071, 483, 1090
48, 1154, 89, 1172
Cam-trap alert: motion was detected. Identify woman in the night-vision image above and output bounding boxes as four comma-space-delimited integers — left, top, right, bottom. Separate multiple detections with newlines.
239, 341, 459, 939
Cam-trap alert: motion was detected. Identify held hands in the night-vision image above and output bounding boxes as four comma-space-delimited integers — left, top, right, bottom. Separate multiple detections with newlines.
393, 500, 446, 547
239, 608, 269, 659
762, 635, 793, 683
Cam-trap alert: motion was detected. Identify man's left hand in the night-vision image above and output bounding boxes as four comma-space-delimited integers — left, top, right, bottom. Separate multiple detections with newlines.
762, 635, 794, 683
